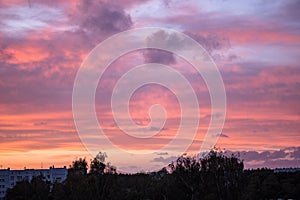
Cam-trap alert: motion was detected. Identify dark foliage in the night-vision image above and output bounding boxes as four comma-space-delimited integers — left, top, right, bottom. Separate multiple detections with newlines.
6, 176, 50, 200
5, 150, 300, 200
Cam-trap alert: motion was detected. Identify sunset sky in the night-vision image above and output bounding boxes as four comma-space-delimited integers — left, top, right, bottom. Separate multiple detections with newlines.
0, 0, 299, 172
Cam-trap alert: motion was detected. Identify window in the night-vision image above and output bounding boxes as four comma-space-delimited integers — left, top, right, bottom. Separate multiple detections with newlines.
17, 176, 22, 181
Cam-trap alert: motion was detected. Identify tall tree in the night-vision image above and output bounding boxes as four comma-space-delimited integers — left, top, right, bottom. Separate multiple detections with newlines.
90, 152, 116, 175
69, 157, 88, 175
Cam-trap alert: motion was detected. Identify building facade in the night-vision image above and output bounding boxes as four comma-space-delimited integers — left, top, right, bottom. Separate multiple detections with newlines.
0, 167, 68, 199
273, 167, 300, 173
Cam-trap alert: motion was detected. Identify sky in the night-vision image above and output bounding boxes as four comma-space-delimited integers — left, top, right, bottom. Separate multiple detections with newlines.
0, 0, 299, 172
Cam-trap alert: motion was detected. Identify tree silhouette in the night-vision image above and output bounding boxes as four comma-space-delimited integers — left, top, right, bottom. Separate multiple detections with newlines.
168, 149, 244, 200
90, 152, 116, 175
5, 150, 300, 200
69, 157, 88, 175
6, 175, 50, 200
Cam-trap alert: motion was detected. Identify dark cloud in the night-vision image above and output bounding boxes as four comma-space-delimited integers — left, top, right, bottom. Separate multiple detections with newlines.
142, 30, 186, 65
218, 133, 229, 138
185, 32, 231, 53
146, 30, 187, 48
142, 30, 232, 65
163, 0, 172, 7
237, 151, 270, 162
155, 152, 168, 155
281, 1, 300, 21
290, 147, 300, 159
149, 126, 168, 131
143, 49, 176, 65
268, 149, 287, 159
33, 121, 47, 126
151, 156, 177, 164
74, 0, 132, 39
0, 45, 13, 63
226, 147, 300, 169
262, 159, 300, 169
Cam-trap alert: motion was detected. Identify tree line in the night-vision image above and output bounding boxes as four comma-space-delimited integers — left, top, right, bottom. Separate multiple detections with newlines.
6, 150, 300, 200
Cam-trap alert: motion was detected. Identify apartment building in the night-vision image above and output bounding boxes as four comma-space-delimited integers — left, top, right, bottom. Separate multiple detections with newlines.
0, 167, 68, 199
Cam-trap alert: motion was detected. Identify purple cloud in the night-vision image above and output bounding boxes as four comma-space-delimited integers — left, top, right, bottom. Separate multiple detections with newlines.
151, 156, 178, 164
73, 0, 132, 43
143, 49, 176, 65
226, 147, 300, 169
